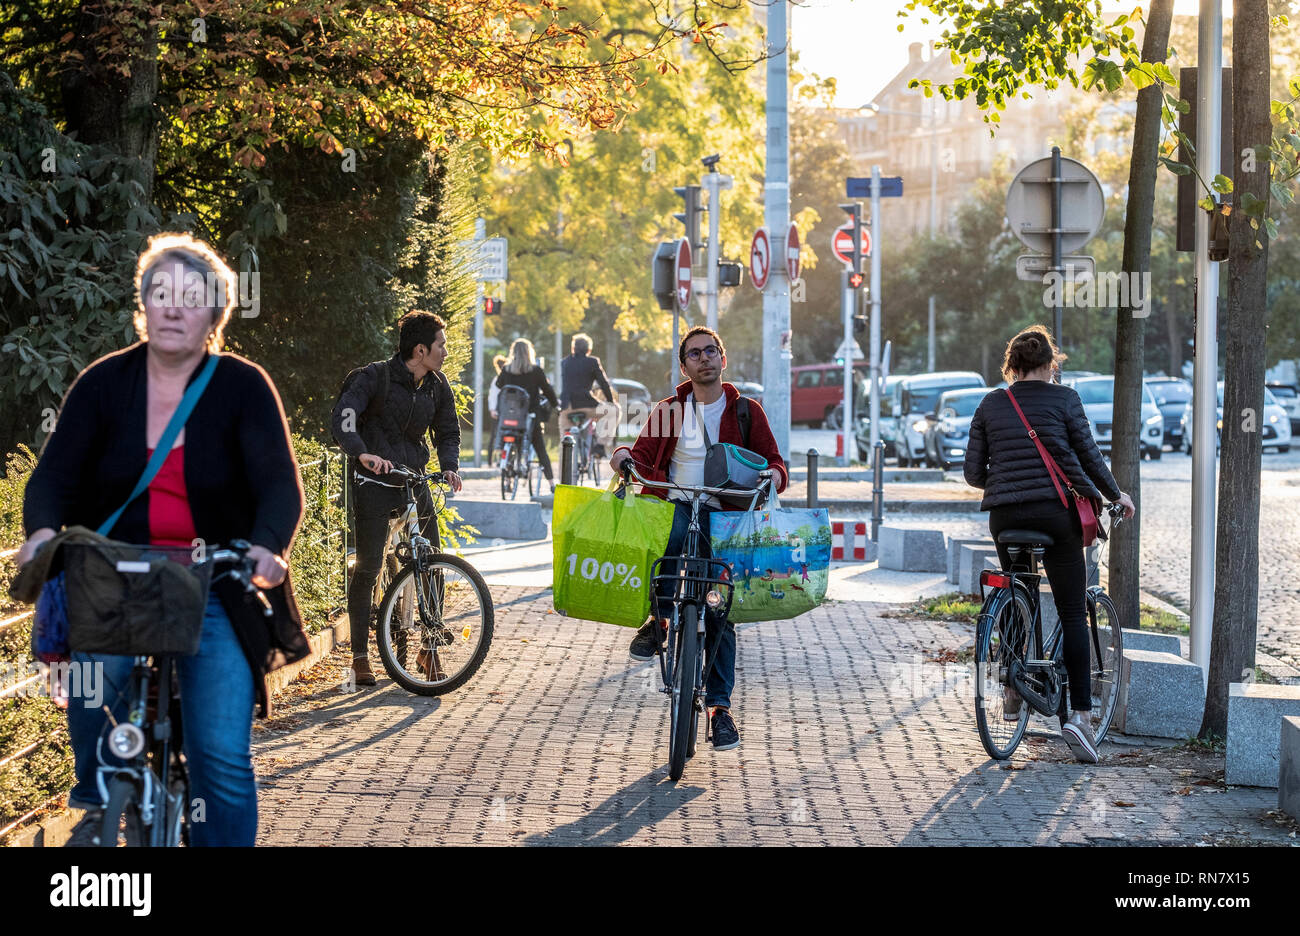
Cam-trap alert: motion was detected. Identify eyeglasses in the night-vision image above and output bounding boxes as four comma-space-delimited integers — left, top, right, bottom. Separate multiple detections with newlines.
685, 346, 720, 362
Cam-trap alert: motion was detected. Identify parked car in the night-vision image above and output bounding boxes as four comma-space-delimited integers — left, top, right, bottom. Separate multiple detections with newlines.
1266, 382, 1300, 434
1179, 383, 1292, 454
893, 371, 987, 467
611, 378, 651, 438
791, 361, 869, 428
1058, 370, 1099, 385
853, 375, 904, 461
1072, 376, 1165, 459
1145, 376, 1194, 449
922, 387, 992, 470
732, 380, 764, 407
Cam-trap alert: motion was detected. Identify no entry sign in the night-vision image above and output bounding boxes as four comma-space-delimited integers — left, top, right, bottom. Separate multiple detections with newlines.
675, 238, 692, 310
749, 227, 771, 290
831, 224, 870, 268
786, 222, 801, 282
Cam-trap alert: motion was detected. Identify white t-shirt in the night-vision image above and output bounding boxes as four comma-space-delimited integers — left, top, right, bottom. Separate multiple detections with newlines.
669, 393, 727, 506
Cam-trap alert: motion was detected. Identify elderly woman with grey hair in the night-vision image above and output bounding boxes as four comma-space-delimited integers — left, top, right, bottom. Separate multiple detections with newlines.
16, 232, 307, 846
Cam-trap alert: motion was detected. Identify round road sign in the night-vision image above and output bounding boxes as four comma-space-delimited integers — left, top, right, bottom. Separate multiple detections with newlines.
832, 224, 871, 267
675, 238, 692, 310
1005, 155, 1105, 254
749, 227, 771, 290
786, 222, 801, 281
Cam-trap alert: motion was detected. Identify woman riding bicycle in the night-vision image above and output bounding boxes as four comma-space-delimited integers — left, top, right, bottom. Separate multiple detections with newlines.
15, 232, 307, 846
494, 338, 559, 492
963, 325, 1135, 763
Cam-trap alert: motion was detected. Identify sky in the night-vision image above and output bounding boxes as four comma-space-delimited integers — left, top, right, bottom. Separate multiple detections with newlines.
790, 0, 1220, 110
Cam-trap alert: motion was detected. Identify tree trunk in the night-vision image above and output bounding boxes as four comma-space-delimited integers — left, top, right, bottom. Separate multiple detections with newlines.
60, 4, 159, 201
1202, 0, 1270, 738
1108, 0, 1173, 633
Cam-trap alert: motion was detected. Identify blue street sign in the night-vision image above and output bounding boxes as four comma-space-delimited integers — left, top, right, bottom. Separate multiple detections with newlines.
847, 176, 903, 198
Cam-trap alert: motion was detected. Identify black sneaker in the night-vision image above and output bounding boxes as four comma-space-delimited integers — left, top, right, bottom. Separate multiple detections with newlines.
711, 708, 740, 750
628, 618, 665, 662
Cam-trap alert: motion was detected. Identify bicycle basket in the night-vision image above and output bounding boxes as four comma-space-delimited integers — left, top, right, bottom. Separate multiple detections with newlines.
62, 542, 213, 657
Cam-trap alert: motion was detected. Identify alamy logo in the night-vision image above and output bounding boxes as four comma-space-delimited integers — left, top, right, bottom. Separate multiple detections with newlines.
1042, 269, 1152, 317
49, 867, 151, 916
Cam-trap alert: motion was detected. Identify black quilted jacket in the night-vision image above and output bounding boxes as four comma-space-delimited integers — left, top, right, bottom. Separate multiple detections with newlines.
963, 380, 1122, 510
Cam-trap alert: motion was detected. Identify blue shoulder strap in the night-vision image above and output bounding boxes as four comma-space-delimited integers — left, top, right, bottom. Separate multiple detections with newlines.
97, 354, 221, 537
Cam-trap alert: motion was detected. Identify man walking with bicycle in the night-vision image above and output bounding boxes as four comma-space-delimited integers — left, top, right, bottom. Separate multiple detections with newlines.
332, 311, 463, 687
609, 326, 788, 750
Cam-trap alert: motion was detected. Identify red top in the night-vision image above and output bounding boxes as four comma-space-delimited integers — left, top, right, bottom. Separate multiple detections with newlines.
146, 445, 197, 547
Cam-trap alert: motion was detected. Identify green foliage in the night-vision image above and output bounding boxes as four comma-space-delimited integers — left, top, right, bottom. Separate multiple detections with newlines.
917, 592, 982, 623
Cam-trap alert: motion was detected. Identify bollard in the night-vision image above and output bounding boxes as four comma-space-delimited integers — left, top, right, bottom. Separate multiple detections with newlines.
806, 448, 820, 508
561, 434, 575, 486
872, 440, 885, 542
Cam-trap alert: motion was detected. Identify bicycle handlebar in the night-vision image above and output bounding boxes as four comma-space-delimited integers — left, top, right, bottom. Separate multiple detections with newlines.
385, 465, 448, 485
209, 540, 273, 618
619, 459, 773, 501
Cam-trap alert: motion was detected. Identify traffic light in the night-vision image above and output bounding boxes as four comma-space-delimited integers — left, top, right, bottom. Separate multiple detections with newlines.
853, 314, 867, 336
840, 202, 862, 274
718, 261, 742, 288
483, 297, 504, 316
651, 241, 677, 310
673, 184, 704, 252
848, 272, 864, 288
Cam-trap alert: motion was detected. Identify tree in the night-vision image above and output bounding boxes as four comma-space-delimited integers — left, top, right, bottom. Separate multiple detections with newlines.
1203, 0, 1273, 738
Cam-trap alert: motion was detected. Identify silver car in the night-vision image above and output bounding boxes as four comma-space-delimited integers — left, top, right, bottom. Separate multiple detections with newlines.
921, 387, 992, 470
1071, 376, 1165, 459
1179, 383, 1292, 454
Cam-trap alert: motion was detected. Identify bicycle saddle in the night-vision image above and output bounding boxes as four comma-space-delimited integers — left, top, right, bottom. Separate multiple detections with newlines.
996, 529, 1054, 546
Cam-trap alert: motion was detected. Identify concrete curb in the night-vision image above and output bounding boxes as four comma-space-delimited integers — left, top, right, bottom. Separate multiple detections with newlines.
7, 614, 355, 847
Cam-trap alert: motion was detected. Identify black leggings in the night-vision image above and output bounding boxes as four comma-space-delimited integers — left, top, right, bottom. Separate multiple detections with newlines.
988, 499, 1091, 712
530, 417, 553, 480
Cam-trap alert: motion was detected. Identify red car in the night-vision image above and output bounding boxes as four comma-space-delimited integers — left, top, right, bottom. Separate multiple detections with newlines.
791, 362, 869, 428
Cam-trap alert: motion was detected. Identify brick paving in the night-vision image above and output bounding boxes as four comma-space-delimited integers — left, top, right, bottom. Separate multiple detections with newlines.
253, 585, 1297, 846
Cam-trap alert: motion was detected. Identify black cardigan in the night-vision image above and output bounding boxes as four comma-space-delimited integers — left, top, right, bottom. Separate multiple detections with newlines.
964, 381, 1122, 510
22, 342, 309, 715
24, 342, 304, 553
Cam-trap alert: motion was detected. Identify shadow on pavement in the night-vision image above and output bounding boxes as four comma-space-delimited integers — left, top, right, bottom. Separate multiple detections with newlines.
522, 772, 706, 846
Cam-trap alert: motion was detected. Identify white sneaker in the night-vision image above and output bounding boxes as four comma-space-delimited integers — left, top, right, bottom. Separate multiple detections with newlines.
1061, 713, 1100, 763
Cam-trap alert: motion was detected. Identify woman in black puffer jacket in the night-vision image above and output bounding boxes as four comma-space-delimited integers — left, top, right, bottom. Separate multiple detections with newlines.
964, 325, 1135, 763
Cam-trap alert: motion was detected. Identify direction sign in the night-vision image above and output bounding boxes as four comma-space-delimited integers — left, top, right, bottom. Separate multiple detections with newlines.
675, 238, 693, 311
832, 224, 871, 267
786, 223, 801, 282
1005, 156, 1105, 254
847, 176, 904, 199
749, 227, 771, 291
476, 237, 508, 282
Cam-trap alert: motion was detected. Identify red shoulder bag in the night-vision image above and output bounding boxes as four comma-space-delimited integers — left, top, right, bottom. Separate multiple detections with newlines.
1004, 387, 1106, 546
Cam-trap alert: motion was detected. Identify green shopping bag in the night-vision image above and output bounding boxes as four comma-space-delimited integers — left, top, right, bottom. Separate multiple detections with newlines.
552, 480, 675, 627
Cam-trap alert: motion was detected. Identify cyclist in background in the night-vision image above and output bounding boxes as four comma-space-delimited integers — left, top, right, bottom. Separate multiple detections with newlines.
495, 338, 559, 492
609, 326, 788, 751
559, 333, 619, 458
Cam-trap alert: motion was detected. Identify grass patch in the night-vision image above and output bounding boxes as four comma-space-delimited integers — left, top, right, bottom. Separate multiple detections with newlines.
1254, 666, 1281, 686
917, 592, 982, 624
1176, 734, 1226, 754
1139, 603, 1190, 635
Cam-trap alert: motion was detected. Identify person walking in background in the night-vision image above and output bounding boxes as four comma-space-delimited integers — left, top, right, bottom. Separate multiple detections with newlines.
495, 338, 560, 492
331, 311, 463, 686
964, 325, 1135, 764
559, 333, 619, 457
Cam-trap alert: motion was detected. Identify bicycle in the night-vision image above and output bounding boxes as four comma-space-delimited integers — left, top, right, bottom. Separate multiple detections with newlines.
497, 386, 544, 500
564, 410, 601, 486
370, 465, 495, 695
973, 502, 1128, 760
95, 540, 270, 847
619, 460, 771, 781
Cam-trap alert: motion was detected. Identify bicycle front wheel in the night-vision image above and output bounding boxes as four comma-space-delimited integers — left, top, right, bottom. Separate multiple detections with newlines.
1079, 590, 1123, 744
668, 604, 700, 781
376, 554, 495, 696
974, 587, 1032, 760
100, 774, 146, 847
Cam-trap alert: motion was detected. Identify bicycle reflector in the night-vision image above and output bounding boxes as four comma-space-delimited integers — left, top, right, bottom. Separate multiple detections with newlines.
108, 722, 146, 759
979, 569, 1011, 590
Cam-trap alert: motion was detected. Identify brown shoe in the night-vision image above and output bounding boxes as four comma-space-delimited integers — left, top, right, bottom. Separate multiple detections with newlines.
352, 656, 377, 687
415, 648, 447, 681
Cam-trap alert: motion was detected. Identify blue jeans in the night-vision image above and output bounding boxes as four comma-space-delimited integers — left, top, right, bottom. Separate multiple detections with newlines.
66, 592, 258, 846
656, 501, 736, 709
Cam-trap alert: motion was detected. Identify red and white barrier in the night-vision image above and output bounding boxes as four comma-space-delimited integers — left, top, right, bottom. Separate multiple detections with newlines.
831, 521, 868, 561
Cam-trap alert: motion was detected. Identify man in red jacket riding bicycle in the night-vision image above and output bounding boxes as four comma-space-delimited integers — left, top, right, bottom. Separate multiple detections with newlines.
609, 326, 788, 751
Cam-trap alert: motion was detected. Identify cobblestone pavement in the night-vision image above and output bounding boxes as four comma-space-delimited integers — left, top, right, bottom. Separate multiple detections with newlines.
253, 586, 1297, 846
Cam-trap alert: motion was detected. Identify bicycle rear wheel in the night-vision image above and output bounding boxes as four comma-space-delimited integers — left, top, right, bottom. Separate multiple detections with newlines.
974, 587, 1032, 760
668, 604, 700, 781
376, 554, 494, 696
1079, 590, 1123, 744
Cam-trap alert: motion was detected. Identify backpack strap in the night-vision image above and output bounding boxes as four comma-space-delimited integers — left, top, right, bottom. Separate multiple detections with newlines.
365, 360, 390, 422
737, 396, 751, 449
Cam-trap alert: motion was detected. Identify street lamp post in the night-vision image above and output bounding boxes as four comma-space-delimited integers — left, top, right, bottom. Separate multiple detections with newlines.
859, 99, 941, 371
